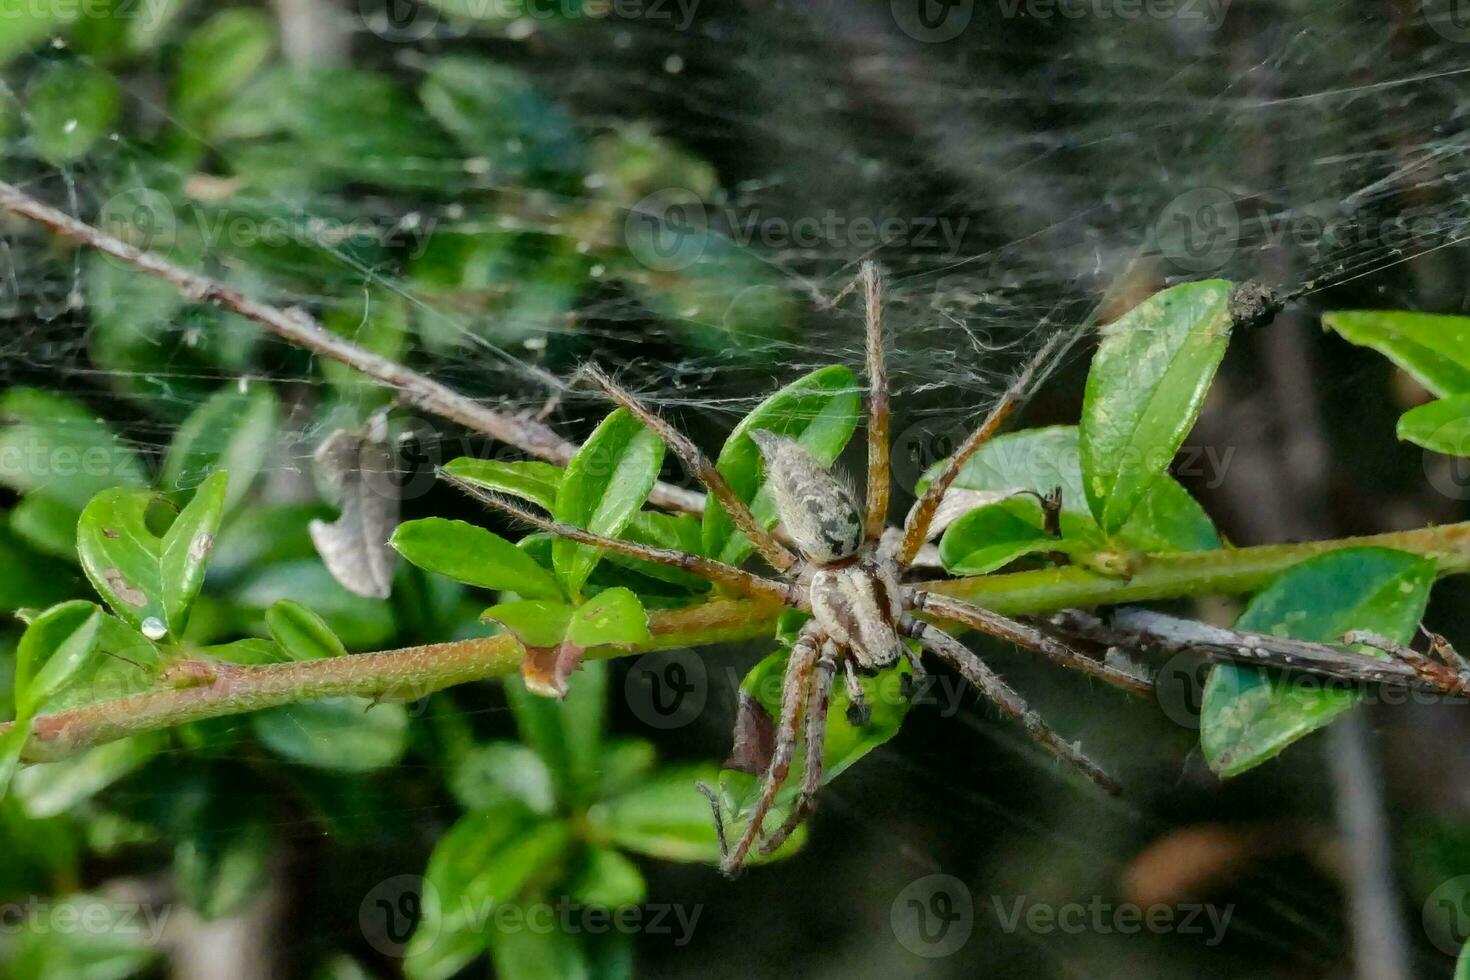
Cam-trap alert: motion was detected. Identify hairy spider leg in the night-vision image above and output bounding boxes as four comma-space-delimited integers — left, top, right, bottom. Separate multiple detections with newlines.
900, 615, 1122, 795
908, 590, 1153, 696
444, 475, 799, 606
717, 621, 824, 875
860, 260, 890, 542
897, 330, 1067, 566
576, 365, 800, 574
759, 639, 840, 857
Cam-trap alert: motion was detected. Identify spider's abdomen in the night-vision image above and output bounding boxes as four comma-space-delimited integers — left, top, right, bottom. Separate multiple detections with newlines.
749, 429, 862, 563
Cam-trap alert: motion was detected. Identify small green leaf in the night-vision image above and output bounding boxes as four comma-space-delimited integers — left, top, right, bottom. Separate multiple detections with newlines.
489, 922, 594, 980
567, 846, 647, 908
611, 511, 708, 589
1324, 311, 1470, 398
1201, 548, 1435, 777
1396, 395, 1470, 456
938, 498, 1058, 575
0, 388, 148, 509
443, 457, 564, 511
921, 426, 1219, 555
175, 9, 274, 128
26, 60, 121, 163
405, 804, 570, 980
591, 764, 802, 865
252, 699, 409, 772
566, 588, 651, 649
161, 383, 278, 511
10, 494, 83, 560
450, 743, 556, 815
702, 365, 861, 565
392, 518, 562, 600
5, 892, 163, 980
1457, 938, 1470, 980
266, 599, 347, 660
0, 724, 31, 800
233, 559, 397, 650
77, 471, 228, 636
552, 410, 665, 600
1080, 281, 1233, 533
14, 600, 103, 719
483, 600, 574, 648
13, 733, 164, 818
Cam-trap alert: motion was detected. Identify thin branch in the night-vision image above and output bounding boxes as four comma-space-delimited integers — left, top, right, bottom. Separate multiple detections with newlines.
1046, 608, 1470, 697
6, 521, 1470, 764
0, 179, 705, 515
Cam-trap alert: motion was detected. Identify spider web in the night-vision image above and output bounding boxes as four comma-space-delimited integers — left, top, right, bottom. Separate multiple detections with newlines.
2, 1, 1469, 977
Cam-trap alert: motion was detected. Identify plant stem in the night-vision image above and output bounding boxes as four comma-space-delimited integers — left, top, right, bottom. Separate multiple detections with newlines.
8, 523, 1470, 763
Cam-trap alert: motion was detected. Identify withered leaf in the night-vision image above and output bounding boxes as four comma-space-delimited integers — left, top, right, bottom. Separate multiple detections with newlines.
309, 411, 398, 599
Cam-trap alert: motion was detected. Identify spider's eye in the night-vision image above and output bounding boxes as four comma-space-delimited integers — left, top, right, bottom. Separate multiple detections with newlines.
750, 430, 862, 563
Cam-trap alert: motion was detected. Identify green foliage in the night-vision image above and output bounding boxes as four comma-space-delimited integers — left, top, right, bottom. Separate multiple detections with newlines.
1080, 280, 1233, 532
1200, 548, 1434, 777
393, 517, 564, 600
25, 60, 120, 164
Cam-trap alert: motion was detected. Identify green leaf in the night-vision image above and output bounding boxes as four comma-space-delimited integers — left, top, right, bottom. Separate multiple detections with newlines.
405, 804, 570, 980
552, 410, 665, 600
393, 518, 562, 600
0, 388, 148, 509
1457, 938, 1470, 980
1396, 395, 1470, 456
702, 365, 861, 565
232, 559, 397, 649
566, 588, 651, 649
484, 600, 574, 648
450, 743, 557, 815
175, 801, 273, 920
14, 600, 103, 719
443, 458, 564, 511
26, 60, 121, 163
938, 498, 1058, 575
175, 9, 274, 128
567, 847, 647, 908
13, 733, 164, 818
592, 764, 802, 865
76, 472, 227, 637
1324, 310, 1470, 398
252, 698, 409, 772
611, 511, 708, 590
1201, 548, 1435, 777
490, 924, 593, 980
1080, 280, 1233, 533
505, 661, 607, 808
419, 57, 583, 179
0, 723, 31, 800
161, 383, 279, 511
5, 892, 163, 980
266, 599, 347, 660
10, 493, 83, 560
922, 426, 1219, 556
0, 2, 79, 67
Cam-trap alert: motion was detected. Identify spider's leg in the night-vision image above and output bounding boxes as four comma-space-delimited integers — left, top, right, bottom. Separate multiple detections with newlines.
896, 330, 1066, 566
901, 614, 1122, 795
445, 475, 799, 606
694, 782, 730, 865
760, 639, 839, 856
899, 644, 926, 701
576, 365, 800, 574
842, 658, 871, 726
860, 261, 890, 543
907, 589, 1152, 696
721, 623, 823, 876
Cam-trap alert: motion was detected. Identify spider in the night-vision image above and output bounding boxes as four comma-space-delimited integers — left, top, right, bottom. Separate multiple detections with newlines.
451, 262, 1146, 876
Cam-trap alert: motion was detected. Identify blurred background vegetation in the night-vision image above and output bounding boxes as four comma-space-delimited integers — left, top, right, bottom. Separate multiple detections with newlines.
4, 0, 1470, 977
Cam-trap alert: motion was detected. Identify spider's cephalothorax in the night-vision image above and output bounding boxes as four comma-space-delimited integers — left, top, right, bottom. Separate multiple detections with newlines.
453, 262, 1138, 878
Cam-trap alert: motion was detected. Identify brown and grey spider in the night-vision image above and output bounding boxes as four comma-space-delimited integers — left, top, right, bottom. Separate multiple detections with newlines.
451, 262, 1146, 876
